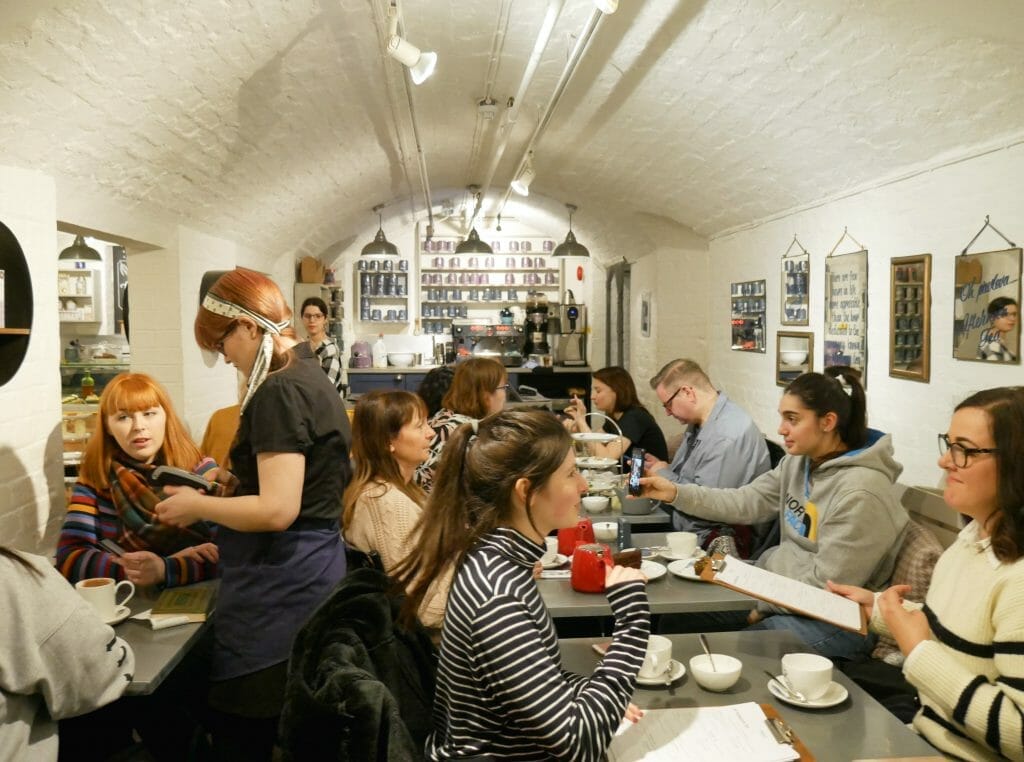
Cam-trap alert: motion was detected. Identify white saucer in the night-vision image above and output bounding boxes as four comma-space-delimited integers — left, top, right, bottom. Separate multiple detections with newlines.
658, 549, 705, 562
577, 456, 618, 469
641, 560, 666, 581
767, 676, 849, 708
572, 432, 619, 443
636, 659, 686, 686
667, 558, 703, 581
104, 605, 131, 626
541, 553, 569, 569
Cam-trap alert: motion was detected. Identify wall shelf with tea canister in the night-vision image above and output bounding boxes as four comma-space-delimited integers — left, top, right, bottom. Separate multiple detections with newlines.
355, 257, 410, 326
58, 266, 101, 323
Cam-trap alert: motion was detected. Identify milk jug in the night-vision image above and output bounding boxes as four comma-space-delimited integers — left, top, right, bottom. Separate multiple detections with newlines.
372, 334, 388, 368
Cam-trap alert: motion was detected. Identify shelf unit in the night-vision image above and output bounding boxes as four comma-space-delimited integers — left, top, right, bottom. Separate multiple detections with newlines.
58, 267, 100, 322
781, 256, 809, 325
356, 260, 410, 326
730, 279, 767, 353
0, 219, 33, 387
294, 283, 345, 346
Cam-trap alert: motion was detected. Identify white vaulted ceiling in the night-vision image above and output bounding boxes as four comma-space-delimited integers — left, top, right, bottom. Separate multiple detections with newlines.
1, 0, 1022, 262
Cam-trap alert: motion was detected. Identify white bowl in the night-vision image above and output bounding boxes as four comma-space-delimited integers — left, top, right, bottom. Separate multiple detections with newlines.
387, 352, 416, 367
779, 350, 808, 367
593, 521, 618, 542
582, 495, 610, 513
689, 653, 742, 692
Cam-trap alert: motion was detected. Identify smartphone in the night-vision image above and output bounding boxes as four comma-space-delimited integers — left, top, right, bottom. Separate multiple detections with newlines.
151, 465, 210, 492
627, 446, 645, 497
99, 538, 127, 556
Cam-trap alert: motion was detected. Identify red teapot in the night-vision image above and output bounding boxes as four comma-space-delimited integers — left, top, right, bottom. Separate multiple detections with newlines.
571, 543, 614, 593
557, 518, 595, 557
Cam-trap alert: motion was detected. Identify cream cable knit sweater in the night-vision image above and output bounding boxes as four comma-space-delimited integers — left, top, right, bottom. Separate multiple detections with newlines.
345, 480, 450, 628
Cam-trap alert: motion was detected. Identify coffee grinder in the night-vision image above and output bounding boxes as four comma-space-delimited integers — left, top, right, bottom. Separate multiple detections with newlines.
522, 291, 550, 362
555, 290, 588, 366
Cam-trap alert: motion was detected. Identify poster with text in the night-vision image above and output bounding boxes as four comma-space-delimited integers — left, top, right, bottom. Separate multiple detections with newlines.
824, 250, 868, 377
952, 248, 1021, 363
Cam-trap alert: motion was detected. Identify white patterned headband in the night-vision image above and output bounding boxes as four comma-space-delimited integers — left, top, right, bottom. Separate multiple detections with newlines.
201, 293, 291, 336
202, 293, 291, 411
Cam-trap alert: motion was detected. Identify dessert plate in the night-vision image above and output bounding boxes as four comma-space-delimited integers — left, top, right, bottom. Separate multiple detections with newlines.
641, 560, 666, 581
767, 676, 849, 709
541, 553, 569, 570
667, 558, 702, 581
104, 605, 131, 626
572, 432, 618, 443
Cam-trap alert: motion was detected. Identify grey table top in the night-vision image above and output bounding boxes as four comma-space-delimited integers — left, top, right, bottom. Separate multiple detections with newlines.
117, 581, 216, 696
538, 532, 754, 617
558, 630, 937, 762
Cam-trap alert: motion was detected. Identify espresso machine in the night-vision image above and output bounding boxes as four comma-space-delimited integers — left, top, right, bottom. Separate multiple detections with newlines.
522, 291, 550, 361
554, 290, 587, 366
451, 322, 524, 367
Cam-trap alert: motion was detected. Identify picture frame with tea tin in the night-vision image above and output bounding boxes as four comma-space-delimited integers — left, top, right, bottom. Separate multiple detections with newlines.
890, 253, 931, 382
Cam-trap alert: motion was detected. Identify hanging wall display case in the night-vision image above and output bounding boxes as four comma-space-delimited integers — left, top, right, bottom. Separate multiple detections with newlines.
890, 254, 931, 382
730, 279, 766, 353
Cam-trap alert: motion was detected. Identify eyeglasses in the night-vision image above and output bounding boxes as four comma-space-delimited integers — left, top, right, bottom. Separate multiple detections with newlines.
214, 323, 238, 354
937, 433, 997, 468
302, 312, 325, 321
495, 384, 511, 392
662, 386, 685, 411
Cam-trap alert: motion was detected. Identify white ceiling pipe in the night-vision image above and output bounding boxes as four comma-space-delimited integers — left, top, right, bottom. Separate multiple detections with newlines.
467, 0, 565, 230
465, 0, 514, 189
494, 6, 606, 221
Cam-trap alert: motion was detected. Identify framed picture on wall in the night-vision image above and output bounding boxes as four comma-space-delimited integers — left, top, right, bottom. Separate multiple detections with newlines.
781, 252, 809, 326
776, 331, 813, 386
952, 248, 1021, 364
824, 249, 868, 379
890, 254, 931, 382
730, 280, 766, 353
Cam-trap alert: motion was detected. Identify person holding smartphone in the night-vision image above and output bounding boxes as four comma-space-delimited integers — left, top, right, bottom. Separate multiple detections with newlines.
55, 372, 220, 589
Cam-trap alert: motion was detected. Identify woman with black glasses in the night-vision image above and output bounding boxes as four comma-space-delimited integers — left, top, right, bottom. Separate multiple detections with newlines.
830, 387, 1024, 761
415, 357, 508, 492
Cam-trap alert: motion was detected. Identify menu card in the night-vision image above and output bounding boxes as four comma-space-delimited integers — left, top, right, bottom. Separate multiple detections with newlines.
706, 555, 865, 634
607, 703, 799, 762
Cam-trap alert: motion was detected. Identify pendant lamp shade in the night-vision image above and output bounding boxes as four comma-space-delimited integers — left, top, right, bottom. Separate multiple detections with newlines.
455, 228, 493, 255
552, 204, 590, 258
58, 234, 102, 261
361, 207, 399, 257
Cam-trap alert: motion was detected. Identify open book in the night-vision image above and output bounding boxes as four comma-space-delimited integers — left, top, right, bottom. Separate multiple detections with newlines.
699, 555, 866, 634
607, 703, 802, 762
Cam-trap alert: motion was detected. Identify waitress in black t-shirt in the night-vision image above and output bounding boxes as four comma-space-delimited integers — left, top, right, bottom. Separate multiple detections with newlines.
564, 366, 668, 461
156, 268, 351, 761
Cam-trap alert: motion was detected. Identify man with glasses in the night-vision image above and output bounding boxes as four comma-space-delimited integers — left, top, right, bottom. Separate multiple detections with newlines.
648, 359, 771, 557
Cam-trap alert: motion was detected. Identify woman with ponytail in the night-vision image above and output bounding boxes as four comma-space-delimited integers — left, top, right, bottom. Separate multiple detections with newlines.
155, 268, 351, 760
641, 366, 908, 661
393, 411, 650, 761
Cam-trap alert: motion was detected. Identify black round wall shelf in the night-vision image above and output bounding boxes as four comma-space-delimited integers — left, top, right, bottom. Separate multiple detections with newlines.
0, 219, 34, 386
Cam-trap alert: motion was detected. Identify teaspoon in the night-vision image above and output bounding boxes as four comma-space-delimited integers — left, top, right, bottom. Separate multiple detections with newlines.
698, 633, 716, 672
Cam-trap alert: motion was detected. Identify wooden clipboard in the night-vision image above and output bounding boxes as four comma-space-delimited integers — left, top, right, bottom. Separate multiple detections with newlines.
760, 703, 815, 761
697, 554, 868, 635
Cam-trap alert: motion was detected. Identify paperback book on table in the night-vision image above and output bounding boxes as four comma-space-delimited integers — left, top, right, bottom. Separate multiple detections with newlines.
151, 585, 215, 624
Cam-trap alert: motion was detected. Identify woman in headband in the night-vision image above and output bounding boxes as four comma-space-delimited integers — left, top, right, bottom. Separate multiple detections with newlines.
155, 268, 352, 761
641, 366, 908, 662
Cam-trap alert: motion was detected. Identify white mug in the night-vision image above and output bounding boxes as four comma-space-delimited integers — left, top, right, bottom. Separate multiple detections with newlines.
542, 536, 559, 563
781, 652, 833, 699
75, 577, 135, 620
638, 635, 673, 679
666, 531, 698, 557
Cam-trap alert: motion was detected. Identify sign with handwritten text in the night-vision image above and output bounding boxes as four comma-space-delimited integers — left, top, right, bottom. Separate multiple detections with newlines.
824, 250, 868, 377
953, 248, 1021, 363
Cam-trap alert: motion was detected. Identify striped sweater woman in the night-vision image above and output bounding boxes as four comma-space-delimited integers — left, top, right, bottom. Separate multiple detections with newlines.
427, 527, 649, 760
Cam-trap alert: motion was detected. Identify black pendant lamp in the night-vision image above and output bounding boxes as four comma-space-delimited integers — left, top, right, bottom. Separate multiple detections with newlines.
552, 204, 590, 258
455, 227, 493, 255
361, 205, 399, 257
58, 234, 102, 261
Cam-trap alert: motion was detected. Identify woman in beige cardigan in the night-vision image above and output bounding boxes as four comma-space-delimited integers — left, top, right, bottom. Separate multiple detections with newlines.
343, 390, 450, 629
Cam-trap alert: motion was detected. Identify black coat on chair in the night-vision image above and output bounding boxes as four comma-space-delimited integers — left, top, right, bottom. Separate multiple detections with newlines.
279, 568, 438, 761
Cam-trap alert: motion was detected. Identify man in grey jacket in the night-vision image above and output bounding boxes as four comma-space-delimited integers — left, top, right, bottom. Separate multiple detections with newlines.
647, 359, 771, 557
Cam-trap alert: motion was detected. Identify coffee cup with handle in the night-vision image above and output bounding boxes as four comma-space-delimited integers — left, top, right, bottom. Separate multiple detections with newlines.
75, 577, 135, 621
666, 531, 698, 557
638, 635, 673, 679
781, 652, 833, 700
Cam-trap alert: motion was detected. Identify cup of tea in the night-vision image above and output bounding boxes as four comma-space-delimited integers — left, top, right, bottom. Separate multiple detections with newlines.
75, 577, 135, 621
639, 635, 673, 680
666, 531, 698, 557
781, 652, 833, 700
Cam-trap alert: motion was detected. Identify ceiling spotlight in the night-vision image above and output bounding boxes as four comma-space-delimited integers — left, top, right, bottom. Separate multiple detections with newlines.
58, 234, 102, 261
455, 228, 493, 255
594, 0, 619, 12
387, 3, 437, 85
553, 204, 590, 258
511, 161, 536, 197
361, 204, 399, 257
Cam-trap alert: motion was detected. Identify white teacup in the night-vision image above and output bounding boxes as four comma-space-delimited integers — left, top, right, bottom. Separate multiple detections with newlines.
638, 635, 673, 679
541, 536, 559, 563
75, 577, 135, 621
666, 531, 698, 557
593, 521, 618, 543
781, 652, 833, 700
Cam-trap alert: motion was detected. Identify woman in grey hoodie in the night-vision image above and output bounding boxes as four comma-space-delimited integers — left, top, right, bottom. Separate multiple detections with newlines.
642, 366, 908, 660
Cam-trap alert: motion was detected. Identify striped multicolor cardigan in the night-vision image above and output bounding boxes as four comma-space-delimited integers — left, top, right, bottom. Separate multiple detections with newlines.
55, 458, 219, 588
874, 521, 1024, 761
427, 527, 650, 761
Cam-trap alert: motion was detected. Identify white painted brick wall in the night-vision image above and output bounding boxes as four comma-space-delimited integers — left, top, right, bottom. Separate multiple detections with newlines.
0, 166, 66, 553
707, 143, 1024, 487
